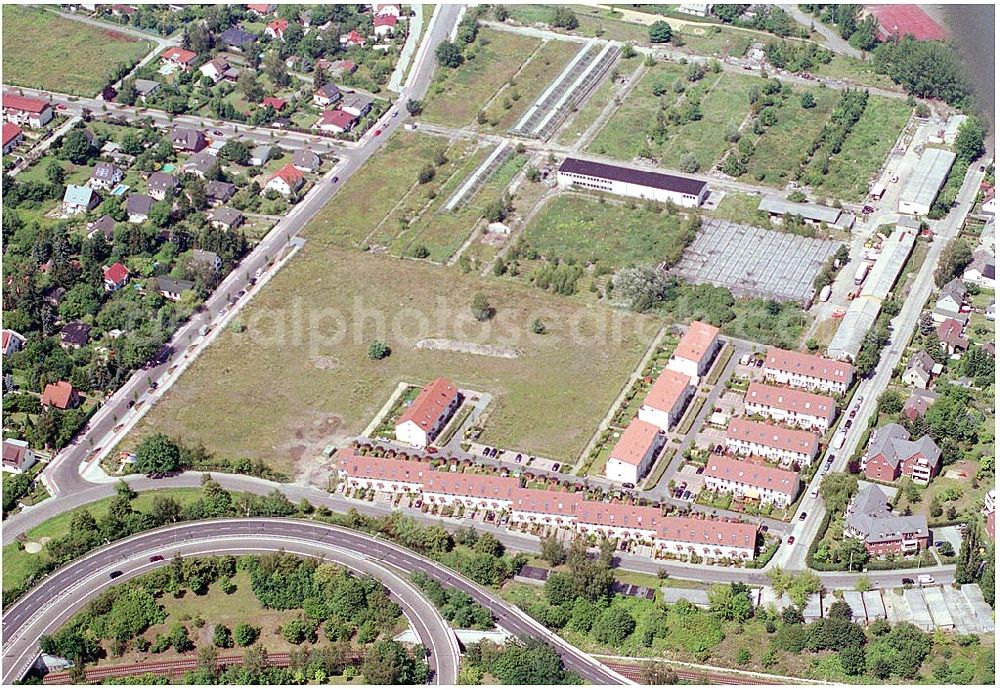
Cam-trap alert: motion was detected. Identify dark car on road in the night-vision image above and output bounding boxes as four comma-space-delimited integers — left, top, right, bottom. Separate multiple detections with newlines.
902, 577, 915, 585
799, 512, 808, 521
149, 555, 164, 562
109, 570, 123, 579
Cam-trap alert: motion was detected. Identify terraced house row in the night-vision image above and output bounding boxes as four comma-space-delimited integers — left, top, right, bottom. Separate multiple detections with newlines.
337, 449, 758, 561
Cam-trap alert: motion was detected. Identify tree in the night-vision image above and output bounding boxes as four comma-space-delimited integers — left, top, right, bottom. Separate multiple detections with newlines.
490, 638, 566, 684
819, 472, 858, 512
593, 606, 636, 645
954, 116, 985, 162
220, 140, 250, 165
800, 92, 816, 108
679, 152, 700, 173
435, 41, 464, 68
367, 340, 391, 360
405, 99, 423, 116
238, 70, 264, 103
872, 36, 969, 105
611, 266, 673, 311
60, 129, 94, 165
649, 20, 673, 43
417, 163, 435, 184
707, 582, 753, 622
934, 238, 973, 286
170, 623, 194, 652
46, 160, 66, 185
213, 624, 233, 648
263, 51, 290, 87
471, 293, 494, 321
282, 619, 316, 645
361, 640, 419, 684
550, 7, 578, 30
234, 623, 260, 647
540, 534, 565, 565
134, 433, 181, 474
828, 600, 852, 621
878, 389, 904, 415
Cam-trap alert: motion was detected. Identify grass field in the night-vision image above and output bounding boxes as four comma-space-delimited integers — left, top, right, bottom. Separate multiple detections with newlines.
121, 245, 660, 472
741, 86, 840, 186
814, 96, 912, 201
421, 28, 542, 127
2, 489, 204, 595
555, 57, 643, 147
522, 194, 692, 270
2, 5, 152, 96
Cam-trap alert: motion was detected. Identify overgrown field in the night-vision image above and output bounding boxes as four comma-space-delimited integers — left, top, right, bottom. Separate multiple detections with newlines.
2, 5, 152, 96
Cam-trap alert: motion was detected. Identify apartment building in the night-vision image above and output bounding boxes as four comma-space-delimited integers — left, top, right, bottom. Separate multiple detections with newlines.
744, 381, 837, 431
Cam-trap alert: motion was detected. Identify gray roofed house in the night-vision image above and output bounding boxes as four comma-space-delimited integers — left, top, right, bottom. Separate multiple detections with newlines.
865, 422, 942, 485
249, 145, 273, 167
147, 171, 178, 200
903, 390, 937, 421
902, 351, 935, 389
205, 180, 236, 205
339, 91, 374, 117
191, 248, 222, 271
59, 321, 91, 349
134, 79, 161, 100
937, 278, 968, 312
313, 83, 342, 106
219, 27, 257, 48
155, 276, 196, 300
291, 149, 320, 172
207, 206, 245, 230
87, 214, 117, 241
170, 126, 207, 152
182, 150, 217, 178
963, 247, 996, 286
844, 483, 930, 556
89, 162, 124, 190
126, 193, 154, 222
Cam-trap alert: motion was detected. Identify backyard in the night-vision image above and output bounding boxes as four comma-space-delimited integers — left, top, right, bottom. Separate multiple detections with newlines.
121, 245, 661, 474
2, 5, 152, 96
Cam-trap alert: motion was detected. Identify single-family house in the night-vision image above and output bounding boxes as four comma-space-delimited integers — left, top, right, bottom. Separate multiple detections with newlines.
102, 262, 130, 291
963, 248, 995, 289
207, 206, 245, 231
395, 377, 461, 448
2, 438, 37, 474
703, 455, 801, 508
205, 180, 236, 205
637, 367, 693, 432
191, 248, 223, 272
902, 351, 936, 389
265, 164, 305, 196
374, 13, 398, 36
668, 321, 721, 380
219, 27, 257, 49
373, 4, 402, 18
126, 193, 154, 223
59, 321, 91, 349
315, 108, 357, 133
2, 122, 23, 154
170, 127, 207, 153
199, 56, 232, 84
3, 94, 54, 128
844, 484, 929, 556
936, 318, 969, 354
41, 381, 81, 410
744, 382, 837, 431
89, 162, 124, 191
936, 278, 967, 315
329, 59, 357, 78
291, 149, 320, 172
160, 46, 197, 71
249, 145, 273, 167
2, 329, 25, 356
605, 418, 666, 485
62, 185, 99, 215
182, 150, 217, 178
313, 83, 343, 108
155, 276, 196, 301
863, 423, 941, 485
261, 96, 287, 112
340, 29, 366, 47
146, 171, 178, 201
725, 418, 819, 466
340, 91, 374, 118
265, 18, 289, 39
246, 3, 276, 17
87, 214, 116, 241
763, 346, 854, 395
134, 79, 161, 101
902, 390, 937, 421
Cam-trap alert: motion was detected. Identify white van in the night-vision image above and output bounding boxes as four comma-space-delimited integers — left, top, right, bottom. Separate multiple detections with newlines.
917, 574, 935, 586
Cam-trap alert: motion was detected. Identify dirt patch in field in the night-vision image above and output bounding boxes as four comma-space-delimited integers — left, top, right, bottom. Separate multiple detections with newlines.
416, 338, 522, 359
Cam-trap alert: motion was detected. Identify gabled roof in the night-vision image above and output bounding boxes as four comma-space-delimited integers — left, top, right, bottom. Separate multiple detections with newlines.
2, 122, 23, 147
219, 27, 258, 46
511, 488, 582, 517
423, 473, 518, 501
559, 157, 707, 197
337, 448, 429, 484
207, 206, 244, 226
60, 321, 91, 346
88, 214, 117, 238
939, 277, 968, 304
316, 83, 342, 99
161, 46, 197, 64
3, 93, 51, 114
396, 378, 458, 432
656, 516, 757, 549
764, 346, 854, 386
291, 149, 320, 170
745, 382, 835, 419
906, 350, 935, 375
674, 320, 719, 364
170, 127, 206, 150
261, 96, 287, 111
91, 162, 122, 181
845, 483, 929, 544
205, 180, 236, 201
147, 171, 178, 192
268, 163, 305, 187
126, 193, 154, 216
577, 500, 664, 531
63, 184, 96, 206
704, 455, 799, 495
267, 18, 289, 34
155, 275, 196, 294
41, 381, 77, 409
318, 109, 356, 129
374, 14, 398, 27
103, 262, 129, 284
935, 318, 968, 348
610, 418, 661, 466
642, 367, 690, 414
726, 418, 818, 456
868, 423, 941, 470
183, 150, 217, 174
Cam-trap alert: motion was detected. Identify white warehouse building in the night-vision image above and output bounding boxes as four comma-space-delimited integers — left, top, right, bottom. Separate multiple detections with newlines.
899, 148, 956, 216
558, 157, 709, 208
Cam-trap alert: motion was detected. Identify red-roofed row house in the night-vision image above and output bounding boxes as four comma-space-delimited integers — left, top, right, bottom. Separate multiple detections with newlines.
725, 418, 819, 467
763, 346, 854, 395
395, 378, 462, 449
637, 366, 693, 432
605, 418, 666, 486
336, 449, 759, 561
703, 454, 801, 508
667, 320, 721, 380
744, 381, 837, 432
3, 93, 54, 128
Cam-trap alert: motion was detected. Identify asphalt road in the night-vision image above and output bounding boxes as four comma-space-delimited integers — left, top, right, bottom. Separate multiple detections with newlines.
27, 3, 464, 501
1, 518, 630, 686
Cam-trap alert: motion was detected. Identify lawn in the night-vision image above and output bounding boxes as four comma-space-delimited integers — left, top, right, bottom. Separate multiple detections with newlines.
2, 5, 152, 96
2, 488, 204, 596
121, 245, 660, 472
814, 96, 912, 202
522, 194, 693, 270
421, 28, 542, 127
555, 56, 643, 146
741, 86, 840, 186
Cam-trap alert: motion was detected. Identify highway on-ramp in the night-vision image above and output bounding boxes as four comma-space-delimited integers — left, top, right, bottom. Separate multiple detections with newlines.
2, 518, 633, 686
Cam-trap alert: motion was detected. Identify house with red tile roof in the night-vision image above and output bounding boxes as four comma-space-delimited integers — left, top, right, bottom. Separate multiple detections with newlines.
668, 321, 720, 379
2, 122, 23, 154
373, 3, 402, 18
264, 164, 305, 197
509, 488, 582, 527
2, 438, 36, 474
265, 18, 289, 39
2, 329, 25, 357
315, 108, 358, 134
576, 501, 666, 542
395, 378, 461, 448
340, 29, 366, 47
423, 473, 519, 510
160, 47, 198, 71
725, 418, 819, 466
744, 382, 837, 432
703, 455, 800, 508
261, 96, 287, 111
763, 346, 854, 395
655, 516, 757, 561
336, 449, 429, 494
246, 3, 276, 17
374, 13, 398, 36
637, 367, 693, 432
3, 94, 53, 128
102, 262, 130, 292
863, 423, 941, 485
41, 381, 81, 410
935, 318, 969, 354
605, 419, 666, 485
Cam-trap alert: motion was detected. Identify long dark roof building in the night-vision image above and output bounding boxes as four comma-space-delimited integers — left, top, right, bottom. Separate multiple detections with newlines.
558, 157, 707, 197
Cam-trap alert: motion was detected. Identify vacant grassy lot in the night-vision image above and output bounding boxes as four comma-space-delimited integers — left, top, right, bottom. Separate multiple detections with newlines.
421, 28, 541, 127
122, 246, 659, 472
2, 5, 152, 96
481, 38, 582, 131
555, 57, 643, 146
815, 96, 912, 201
523, 194, 692, 270
742, 86, 840, 186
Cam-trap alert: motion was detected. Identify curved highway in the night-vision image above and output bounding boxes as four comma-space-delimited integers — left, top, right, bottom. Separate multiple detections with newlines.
3, 518, 632, 686
2, 530, 460, 686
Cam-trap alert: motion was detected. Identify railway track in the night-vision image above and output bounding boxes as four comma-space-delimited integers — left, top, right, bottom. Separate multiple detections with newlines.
603, 660, 781, 685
